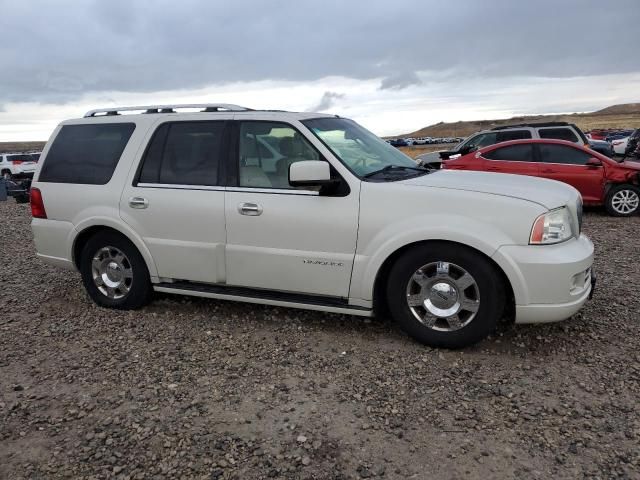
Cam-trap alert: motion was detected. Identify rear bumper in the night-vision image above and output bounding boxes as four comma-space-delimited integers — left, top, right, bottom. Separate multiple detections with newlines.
32, 217, 76, 269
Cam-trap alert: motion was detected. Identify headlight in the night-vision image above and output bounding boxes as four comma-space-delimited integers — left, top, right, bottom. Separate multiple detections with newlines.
529, 207, 574, 245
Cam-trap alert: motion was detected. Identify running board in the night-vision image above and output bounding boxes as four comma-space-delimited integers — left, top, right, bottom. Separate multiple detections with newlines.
154, 281, 373, 317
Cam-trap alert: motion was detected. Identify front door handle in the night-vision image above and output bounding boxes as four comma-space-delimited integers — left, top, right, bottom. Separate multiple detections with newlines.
487, 167, 500, 171
238, 202, 263, 216
129, 197, 149, 209
541, 169, 554, 174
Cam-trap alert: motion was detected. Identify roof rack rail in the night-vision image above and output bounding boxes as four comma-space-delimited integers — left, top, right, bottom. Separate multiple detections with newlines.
84, 103, 251, 118
491, 121, 571, 131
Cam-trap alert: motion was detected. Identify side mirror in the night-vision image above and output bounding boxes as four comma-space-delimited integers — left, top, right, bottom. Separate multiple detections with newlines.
586, 157, 602, 167
289, 161, 334, 188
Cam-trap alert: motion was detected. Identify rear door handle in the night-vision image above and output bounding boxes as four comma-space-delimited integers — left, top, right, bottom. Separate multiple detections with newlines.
487, 167, 500, 171
541, 169, 555, 174
238, 202, 263, 216
129, 197, 149, 209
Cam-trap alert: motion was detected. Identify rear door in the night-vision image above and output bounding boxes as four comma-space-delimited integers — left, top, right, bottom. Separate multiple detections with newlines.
479, 143, 539, 176
120, 119, 230, 283
537, 143, 605, 202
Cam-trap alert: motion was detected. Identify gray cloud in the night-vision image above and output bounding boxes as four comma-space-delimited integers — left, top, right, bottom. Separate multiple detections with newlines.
307, 92, 345, 112
380, 72, 422, 90
0, 0, 638, 105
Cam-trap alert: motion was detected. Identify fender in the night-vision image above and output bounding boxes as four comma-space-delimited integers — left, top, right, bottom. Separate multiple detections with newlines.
70, 213, 160, 280
350, 214, 517, 301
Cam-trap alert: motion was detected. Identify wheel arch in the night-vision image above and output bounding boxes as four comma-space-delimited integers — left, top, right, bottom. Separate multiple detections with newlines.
71, 222, 158, 279
372, 239, 515, 322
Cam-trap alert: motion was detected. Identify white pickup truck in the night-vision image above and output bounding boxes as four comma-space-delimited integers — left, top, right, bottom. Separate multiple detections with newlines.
29, 104, 595, 348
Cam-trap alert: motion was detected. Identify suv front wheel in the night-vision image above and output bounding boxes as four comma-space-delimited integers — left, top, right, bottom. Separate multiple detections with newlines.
80, 231, 153, 309
386, 242, 505, 348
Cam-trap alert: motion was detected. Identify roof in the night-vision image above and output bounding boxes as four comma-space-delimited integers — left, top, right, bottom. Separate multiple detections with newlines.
490, 121, 574, 131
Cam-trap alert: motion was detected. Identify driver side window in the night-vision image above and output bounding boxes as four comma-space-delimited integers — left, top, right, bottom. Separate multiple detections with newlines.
239, 122, 320, 189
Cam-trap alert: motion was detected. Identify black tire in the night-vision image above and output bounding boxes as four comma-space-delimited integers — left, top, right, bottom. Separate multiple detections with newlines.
605, 184, 640, 217
386, 242, 505, 349
80, 230, 153, 309
14, 194, 29, 204
1, 170, 11, 180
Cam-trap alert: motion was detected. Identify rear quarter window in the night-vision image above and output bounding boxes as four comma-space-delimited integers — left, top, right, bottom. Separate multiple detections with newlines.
39, 123, 135, 184
538, 128, 579, 143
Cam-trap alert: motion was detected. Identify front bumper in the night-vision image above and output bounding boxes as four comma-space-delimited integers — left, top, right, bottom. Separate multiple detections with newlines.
492, 234, 594, 324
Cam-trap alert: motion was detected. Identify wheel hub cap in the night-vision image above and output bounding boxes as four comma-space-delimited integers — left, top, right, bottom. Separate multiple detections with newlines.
406, 261, 480, 332
91, 246, 133, 299
612, 190, 639, 214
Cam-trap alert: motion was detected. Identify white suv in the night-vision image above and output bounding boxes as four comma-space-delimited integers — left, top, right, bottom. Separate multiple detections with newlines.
0, 153, 38, 179
30, 104, 595, 348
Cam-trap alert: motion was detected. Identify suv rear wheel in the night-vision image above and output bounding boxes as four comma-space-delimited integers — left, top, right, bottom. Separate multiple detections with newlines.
80, 231, 152, 309
605, 184, 640, 216
386, 243, 505, 348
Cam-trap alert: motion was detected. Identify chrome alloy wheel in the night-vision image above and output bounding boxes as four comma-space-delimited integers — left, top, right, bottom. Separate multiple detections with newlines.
405, 261, 480, 331
611, 189, 639, 215
91, 246, 133, 299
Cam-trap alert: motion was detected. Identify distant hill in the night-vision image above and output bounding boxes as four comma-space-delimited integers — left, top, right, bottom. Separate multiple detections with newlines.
0, 141, 46, 153
400, 103, 640, 139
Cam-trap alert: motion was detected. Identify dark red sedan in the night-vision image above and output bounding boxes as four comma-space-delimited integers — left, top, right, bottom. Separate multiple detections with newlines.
442, 139, 640, 216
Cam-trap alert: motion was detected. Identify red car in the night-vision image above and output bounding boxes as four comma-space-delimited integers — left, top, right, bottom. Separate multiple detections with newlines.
442, 139, 640, 216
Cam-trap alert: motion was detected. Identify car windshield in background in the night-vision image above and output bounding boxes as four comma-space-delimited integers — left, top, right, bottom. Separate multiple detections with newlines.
303, 118, 423, 178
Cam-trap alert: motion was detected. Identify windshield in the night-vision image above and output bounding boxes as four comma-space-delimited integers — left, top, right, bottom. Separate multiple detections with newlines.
302, 118, 420, 177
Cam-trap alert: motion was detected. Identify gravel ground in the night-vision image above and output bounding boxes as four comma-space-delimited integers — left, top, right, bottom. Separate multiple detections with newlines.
1, 200, 639, 480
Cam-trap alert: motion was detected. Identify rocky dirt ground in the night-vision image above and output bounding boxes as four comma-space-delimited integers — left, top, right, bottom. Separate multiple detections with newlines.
1, 200, 639, 480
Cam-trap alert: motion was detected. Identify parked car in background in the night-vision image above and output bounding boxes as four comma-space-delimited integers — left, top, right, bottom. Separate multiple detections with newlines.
612, 137, 629, 155
417, 122, 589, 168
0, 153, 38, 179
448, 122, 587, 157
624, 129, 640, 158
388, 138, 409, 147
443, 139, 640, 216
29, 103, 594, 349
588, 139, 614, 157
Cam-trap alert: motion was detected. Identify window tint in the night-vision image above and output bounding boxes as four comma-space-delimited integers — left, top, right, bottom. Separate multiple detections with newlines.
39, 123, 135, 184
496, 130, 532, 142
6, 154, 33, 162
139, 122, 225, 186
539, 144, 592, 165
238, 122, 320, 189
538, 128, 579, 143
484, 144, 534, 162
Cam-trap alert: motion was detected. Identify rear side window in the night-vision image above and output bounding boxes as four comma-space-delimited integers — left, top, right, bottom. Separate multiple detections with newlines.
495, 130, 532, 142
6, 154, 33, 162
483, 144, 534, 162
539, 144, 592, 165
39, 123, 135, 184
538, 128, 579, 143
138, 121, 225, 186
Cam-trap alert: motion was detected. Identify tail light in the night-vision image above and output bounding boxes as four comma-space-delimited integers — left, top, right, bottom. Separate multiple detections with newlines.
30, 187, 47, 219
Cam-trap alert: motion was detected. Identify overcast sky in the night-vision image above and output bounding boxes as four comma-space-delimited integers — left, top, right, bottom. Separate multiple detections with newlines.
0, 0, 638, 141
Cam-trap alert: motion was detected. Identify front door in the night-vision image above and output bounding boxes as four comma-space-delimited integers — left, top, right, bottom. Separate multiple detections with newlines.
120, 120, 230, 283
537, 143, 605, 203
224, 121, 359, 298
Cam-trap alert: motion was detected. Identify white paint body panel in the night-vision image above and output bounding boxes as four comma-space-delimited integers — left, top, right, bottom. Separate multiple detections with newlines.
30, 110, 594, 325
224, 188, 359, 297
